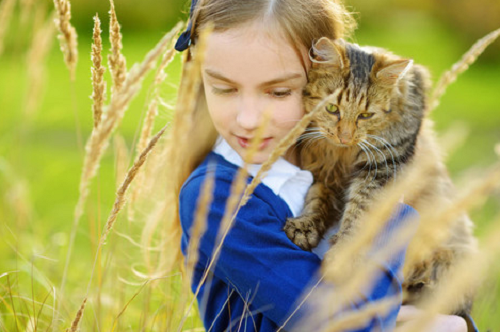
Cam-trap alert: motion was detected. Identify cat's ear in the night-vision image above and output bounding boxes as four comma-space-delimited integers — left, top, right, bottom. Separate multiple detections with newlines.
310, 37, 345, 69
376, 59, 413, 86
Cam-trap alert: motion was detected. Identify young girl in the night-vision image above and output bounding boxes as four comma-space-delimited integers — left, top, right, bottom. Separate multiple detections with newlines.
172, 0, 473, 331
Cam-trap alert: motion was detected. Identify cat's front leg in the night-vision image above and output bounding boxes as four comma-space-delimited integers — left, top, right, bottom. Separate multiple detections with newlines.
284, 181, 338, 251
322, 179, 378, 280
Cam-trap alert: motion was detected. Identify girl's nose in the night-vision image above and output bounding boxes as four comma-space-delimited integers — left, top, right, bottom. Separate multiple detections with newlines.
236, 95, 262, 131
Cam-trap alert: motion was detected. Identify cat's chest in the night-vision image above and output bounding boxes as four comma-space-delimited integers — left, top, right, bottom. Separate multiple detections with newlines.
301, 141, 358, 186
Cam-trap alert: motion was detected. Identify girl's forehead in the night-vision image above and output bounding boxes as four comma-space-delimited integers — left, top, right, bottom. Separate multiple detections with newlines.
202, 23, 310, 83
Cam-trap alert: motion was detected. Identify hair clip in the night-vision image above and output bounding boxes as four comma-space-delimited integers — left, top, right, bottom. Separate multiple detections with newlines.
175, 0, 198, 52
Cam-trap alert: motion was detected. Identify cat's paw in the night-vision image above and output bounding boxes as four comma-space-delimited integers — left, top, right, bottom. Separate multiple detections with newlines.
284, 215, 322, 251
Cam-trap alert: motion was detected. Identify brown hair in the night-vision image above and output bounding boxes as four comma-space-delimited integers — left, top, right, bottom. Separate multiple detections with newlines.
150, 0, 356, 274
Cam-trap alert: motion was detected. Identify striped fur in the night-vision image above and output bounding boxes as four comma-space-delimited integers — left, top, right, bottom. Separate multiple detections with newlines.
283, 38, 477, 315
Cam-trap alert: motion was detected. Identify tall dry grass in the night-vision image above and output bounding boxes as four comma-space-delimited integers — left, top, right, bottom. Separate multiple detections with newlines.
1, 0, 499, 330
0, 0, 17, 57
53, 0, 78, 80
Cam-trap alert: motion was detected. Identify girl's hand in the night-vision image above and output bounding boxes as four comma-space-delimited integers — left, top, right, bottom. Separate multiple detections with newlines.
396, 305, 467, 332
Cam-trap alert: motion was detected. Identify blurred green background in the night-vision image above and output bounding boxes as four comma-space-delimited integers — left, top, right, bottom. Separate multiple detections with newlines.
0, 0, 499, 330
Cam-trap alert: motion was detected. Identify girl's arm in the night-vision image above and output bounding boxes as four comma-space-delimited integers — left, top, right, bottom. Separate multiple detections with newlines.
180, 165, 416, 331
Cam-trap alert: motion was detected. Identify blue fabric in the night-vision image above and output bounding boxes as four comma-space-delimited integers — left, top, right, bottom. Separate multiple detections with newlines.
179, 151, 417, 332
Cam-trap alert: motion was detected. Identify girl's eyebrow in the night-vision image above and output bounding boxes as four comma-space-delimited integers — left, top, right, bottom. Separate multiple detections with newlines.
204, 69, 303, 87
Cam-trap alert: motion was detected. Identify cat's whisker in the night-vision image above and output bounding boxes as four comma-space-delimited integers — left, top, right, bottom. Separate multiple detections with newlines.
363, 140, 390, 180
367, 135, 398, 181
358, 142, 374, 182
301, 135, 325, 151
362, 142, 378, 182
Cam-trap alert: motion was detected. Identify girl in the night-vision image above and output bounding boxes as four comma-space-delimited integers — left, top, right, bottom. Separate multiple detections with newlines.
172, 0, 473, 330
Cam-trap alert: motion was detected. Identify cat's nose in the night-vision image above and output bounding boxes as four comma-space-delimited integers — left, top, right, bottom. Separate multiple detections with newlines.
339, 133, 353, 145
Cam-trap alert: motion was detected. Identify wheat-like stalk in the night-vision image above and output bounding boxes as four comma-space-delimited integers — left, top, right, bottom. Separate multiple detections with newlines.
321, 155, 436, 282
20, 0, 35, 25
91, 13, 106, 129
108, 0, 127, 95
404, 162, 500, 268
0, 0, 16, 57
59, 24, 181, 316
176, 111, 270, 332
399, 214, 500, 332
53, 0, 78, 80
100, 124, 168, 247
305, 161, 500, 331
276, 153, 435, 330
25, 11, 56, 117
429, 27, 500, 112
113, 134, 129, 190
185, 171, 215, 283
65, 298, 86, 332
128, 34, 179, 221
77, 124, 168, 327
241, 90, 341, 206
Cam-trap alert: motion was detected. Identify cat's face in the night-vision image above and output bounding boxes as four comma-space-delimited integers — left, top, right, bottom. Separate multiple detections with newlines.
303, 38, 412, 147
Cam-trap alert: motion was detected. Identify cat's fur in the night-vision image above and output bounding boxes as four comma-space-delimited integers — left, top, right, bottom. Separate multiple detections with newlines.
284, 37, 477, 315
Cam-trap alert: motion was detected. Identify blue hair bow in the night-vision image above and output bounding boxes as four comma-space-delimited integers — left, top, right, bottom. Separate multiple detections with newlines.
175, 0, 198, 52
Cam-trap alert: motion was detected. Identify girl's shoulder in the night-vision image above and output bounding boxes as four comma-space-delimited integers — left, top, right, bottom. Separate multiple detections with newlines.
184, 151, 239, 187
180, 151, 293, 222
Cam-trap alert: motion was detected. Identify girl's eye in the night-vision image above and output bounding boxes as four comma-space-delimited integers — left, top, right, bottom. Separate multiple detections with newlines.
358, 112, 374, 119
325, 104, 339, 114
212, 86, 236, 95
269, 89, 292, 98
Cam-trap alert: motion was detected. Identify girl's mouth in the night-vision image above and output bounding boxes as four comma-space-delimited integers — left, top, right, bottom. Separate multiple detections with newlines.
237, 136, 272, 150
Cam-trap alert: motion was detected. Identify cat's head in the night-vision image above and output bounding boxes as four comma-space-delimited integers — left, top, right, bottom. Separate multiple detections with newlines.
303, 37, 413, 147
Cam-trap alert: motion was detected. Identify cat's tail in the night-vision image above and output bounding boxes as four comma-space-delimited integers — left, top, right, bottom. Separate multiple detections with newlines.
428, 27, 500, 113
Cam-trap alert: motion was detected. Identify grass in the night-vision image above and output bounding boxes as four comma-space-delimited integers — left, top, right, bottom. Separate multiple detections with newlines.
0, 3, 499, 332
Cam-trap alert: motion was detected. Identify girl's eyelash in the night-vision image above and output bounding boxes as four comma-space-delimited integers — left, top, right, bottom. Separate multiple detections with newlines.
270, 89, 292, 98
211, 87, 235, 95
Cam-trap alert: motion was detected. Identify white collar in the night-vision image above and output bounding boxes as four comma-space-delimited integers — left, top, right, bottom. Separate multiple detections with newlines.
213, 137, 313, 217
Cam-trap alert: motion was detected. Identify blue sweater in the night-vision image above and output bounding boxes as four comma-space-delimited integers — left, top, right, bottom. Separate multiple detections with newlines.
179, 152, 416, 332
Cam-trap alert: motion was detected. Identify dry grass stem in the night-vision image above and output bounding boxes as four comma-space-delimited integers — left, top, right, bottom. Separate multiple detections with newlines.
91, 13, 106, 128
399, 214, 500, 332
322, 154, 436, 281
185, 166, 215, 285
241, 89, 341, 206
53, 0, 78, 80
167, 25, 212, 170
101, 124, 168, 246
66, 298, 86, 332
128, 40, 178, 220
0, 0, 16, 57
429, 27, 500, 111
108, 0, 127, 95
177, 114, 269, 332
25, 10, 55, 117
113, 134, 129, 190
283, 155, 436, 329
20, 0, 36, 25
321, 297, 400, 332
60, 23, 181, 311
404, 162, 500, 267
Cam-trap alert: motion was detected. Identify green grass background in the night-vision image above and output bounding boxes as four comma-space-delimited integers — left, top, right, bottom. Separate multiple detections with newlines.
0, 1, 499, 331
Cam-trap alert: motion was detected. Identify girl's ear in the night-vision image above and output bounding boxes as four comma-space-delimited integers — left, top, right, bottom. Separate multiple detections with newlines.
376, 59, 413, 87
310, 37, 345, 69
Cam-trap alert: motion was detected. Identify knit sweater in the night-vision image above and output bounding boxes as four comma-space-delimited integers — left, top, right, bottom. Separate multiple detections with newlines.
179, 151, 417, 332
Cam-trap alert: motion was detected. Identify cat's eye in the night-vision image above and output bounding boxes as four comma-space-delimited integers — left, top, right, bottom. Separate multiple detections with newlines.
325, 104, 339, 115
358, 112, 374, 119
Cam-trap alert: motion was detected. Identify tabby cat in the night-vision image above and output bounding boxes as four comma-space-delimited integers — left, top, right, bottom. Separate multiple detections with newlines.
284, 37, 477, 315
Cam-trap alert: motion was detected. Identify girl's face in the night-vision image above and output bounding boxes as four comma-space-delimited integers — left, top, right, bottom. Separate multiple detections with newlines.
201, 22, 310, 164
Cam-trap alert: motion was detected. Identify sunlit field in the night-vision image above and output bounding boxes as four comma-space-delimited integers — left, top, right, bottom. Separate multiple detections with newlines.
0, 0, 499, 331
